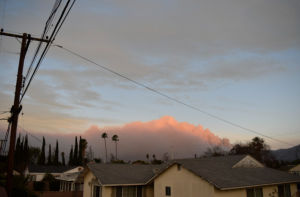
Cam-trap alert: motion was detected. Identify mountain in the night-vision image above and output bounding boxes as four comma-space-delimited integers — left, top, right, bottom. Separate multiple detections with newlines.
271, 145, 300, 162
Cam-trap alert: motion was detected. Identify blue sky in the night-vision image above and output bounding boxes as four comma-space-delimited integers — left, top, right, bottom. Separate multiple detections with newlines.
0, 0, 300, 159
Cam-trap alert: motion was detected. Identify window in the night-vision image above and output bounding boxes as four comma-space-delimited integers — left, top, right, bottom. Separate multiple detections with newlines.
278, 184, 291, 197
30, 175, 36, 181
177, 164, 181, 171
166, 186, 171, 196
246, 188, 263, 197
93, 185, 100, 197
123, 186, 136, 197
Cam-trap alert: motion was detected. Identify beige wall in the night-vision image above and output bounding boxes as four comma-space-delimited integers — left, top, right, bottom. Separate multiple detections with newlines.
154, 164, 214, 197
102, 186, 112, 197
214, 183, 299, 197
83, 170, 94, 197
289, 164, 300, 175
145, 185, 154, 197
214, 188, 246, 197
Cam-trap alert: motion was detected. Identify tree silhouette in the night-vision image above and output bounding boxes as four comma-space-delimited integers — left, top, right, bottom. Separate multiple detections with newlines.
74, 136, 78, 165
47, 144, 52, 166
37, 136, 46, 165
61, 152, 65, 166
146, 154, 149, 163
68, 145, 73, 166
54, 140, 59, 165
102, 133, 108, 163
112, 135, 119, 160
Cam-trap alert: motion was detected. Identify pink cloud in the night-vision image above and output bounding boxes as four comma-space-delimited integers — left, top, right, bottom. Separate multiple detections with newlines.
0, 116, 232, 162
82, 116, 232, 161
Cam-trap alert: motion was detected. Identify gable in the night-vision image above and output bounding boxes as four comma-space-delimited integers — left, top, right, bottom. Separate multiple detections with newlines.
232, 155, 264, 168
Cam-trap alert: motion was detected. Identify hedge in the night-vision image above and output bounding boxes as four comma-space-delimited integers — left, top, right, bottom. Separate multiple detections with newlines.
33, 181, 45, 191
49, 180, 60, 191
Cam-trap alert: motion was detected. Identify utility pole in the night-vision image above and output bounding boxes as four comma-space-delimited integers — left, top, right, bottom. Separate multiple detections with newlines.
1, 31, 49, 197
5, 33, 27, 197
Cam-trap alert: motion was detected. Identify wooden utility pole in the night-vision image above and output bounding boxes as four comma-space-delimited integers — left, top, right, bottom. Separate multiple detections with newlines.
0, 31, 49, 197
5, 33, 27, 197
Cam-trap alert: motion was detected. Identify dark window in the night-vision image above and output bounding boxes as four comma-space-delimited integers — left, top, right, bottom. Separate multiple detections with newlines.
93, 186, 100, 197
116, 186, 122, 197
246, 188, 263, 197
166, 186, 171, 196
278, 184, 291, 197
137, 186, 142, 197
177, 164, 181, 171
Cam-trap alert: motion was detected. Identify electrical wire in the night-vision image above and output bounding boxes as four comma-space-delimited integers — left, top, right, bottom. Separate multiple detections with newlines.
18, 125, 70, 159
55, 45, 297, 148
20, 0, 76, 104
24, 0, 63, 85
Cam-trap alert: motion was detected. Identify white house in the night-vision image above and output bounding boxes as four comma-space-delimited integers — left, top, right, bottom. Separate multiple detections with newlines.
25, 165, 83, 181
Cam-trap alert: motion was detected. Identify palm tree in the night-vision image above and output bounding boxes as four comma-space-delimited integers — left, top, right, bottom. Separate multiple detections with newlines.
146, 154, 149, 163
112, 135, 119, 160
81, 139, 88, 166
153, 154, 156, 160
102, 133, 108, 163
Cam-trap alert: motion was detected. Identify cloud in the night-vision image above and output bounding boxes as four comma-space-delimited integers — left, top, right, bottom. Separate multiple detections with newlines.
82, 116, 232, 161
0, 116, 231, 162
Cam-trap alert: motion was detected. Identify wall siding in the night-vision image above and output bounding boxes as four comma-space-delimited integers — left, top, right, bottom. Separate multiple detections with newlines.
154, 164, 214, 197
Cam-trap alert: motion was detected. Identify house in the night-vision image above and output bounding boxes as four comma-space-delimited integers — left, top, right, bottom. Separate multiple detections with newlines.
25, 165, 83, 181
56, 171, 84, 191
75, 155, 300, 197
289, 164, 300, 176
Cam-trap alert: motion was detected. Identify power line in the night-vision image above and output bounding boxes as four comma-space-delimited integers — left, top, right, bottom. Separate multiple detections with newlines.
20, 0, 76, 104
17, 125, 70, 159
55, 45, 297, 148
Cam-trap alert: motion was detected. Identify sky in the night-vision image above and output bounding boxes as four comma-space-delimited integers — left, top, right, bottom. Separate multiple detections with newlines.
0, 0, 299, 162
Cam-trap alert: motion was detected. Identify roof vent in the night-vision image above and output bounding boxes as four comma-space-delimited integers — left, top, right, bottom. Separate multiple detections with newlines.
152, 168, 160, 174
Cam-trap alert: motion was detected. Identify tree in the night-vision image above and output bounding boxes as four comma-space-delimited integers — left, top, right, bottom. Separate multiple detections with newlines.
202, 146, 228, 157
110, 154, 115, 163
229, 136, 277, 168
146, 154, 149, 163
74, 136, 78, 165
54, 140, 59, 165
85, 146, 95, 162
37, 136, 46, 165
47, 144, 52, 165
162, 152, 170, 161
23, 134, 29, 169
61, 152, 65, 166
132, 160, 148, 164
94, 158, 102, 163
79, 136, 82, 166
14, 134, 21, 172
29, 147, 40, 165
102, 133, 108, 163
80, 138, 88, 166
68, 145, 73, 166
13, 134, 29, 175
112, 135, 119, 160
153, 154, 156, 160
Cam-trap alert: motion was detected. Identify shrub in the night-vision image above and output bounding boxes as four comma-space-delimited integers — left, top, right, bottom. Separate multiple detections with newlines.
49, 180, 60, 191
33, 181, 44, 191
41, 172, 55, 181
11, 175, 38, 197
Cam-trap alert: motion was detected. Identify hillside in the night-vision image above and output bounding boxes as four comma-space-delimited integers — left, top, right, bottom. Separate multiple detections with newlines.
271, 145, 300, 162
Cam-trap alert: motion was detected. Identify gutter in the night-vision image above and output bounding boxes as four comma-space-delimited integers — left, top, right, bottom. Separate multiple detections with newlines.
219, 180, 300, 191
